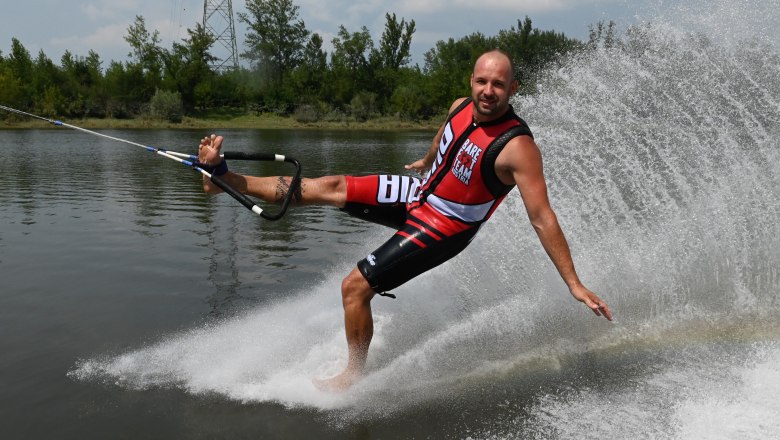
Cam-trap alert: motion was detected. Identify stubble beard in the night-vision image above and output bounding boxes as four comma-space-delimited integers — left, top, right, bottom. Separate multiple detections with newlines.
472, 89, 511, 118
473, 96, 506, 118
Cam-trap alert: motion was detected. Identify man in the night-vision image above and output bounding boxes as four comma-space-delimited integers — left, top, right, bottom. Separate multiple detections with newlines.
197, 49, 612, 391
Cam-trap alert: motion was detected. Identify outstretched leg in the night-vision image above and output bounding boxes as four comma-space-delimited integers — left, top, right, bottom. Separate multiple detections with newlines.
204, 173, 348, 208
198, 134, 347, 207
314, 267, 376, 391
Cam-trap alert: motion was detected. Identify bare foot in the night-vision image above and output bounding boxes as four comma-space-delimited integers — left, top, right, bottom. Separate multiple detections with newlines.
313, 370, 361, 392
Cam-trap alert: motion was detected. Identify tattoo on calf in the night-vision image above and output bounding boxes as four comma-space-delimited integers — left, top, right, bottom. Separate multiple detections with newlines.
293, 181, 304, 203
275, 177, 304, 204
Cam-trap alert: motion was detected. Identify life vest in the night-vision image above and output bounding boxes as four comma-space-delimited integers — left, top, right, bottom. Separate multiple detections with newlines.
408, 98, 534, 226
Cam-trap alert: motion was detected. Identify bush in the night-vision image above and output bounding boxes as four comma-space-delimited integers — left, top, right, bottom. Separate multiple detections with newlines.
389, 85, 425, 120
149, 89, 184, 123
292, 104, 319, 123
292, 101, 333, 123
349, 91, 378, 121
0, 70, 24, 115
322, 108, 348, 123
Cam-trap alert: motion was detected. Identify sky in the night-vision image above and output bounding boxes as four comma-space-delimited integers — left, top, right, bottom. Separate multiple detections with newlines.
2, 0, 640, 68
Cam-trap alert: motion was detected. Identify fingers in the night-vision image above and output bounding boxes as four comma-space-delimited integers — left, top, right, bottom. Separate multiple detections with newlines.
586, 297, 613, 321
600, 303, 613, 321
404, 160, 429, 175
579, 290, 613, 322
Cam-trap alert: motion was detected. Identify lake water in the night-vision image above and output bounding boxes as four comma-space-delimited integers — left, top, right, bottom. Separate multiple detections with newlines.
3, 3, 780, 438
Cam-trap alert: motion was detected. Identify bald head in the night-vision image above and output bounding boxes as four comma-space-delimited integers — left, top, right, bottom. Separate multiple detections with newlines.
474, 50, 516, 84
470, 50, 518, 121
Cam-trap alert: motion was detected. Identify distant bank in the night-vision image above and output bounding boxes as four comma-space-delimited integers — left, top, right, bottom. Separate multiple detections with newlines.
0, 112, 441, 131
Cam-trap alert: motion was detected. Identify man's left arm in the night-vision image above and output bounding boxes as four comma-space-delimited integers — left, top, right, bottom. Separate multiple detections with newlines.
495, 137, 613, 321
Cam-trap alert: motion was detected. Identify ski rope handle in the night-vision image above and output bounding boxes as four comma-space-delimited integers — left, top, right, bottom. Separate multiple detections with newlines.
210, 152, 302, 220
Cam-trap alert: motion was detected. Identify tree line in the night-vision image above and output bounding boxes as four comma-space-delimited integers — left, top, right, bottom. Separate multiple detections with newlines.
0, 0, 598, 123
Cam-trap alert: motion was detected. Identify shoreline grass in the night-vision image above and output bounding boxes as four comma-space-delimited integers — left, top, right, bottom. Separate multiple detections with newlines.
0, 113, 441, 131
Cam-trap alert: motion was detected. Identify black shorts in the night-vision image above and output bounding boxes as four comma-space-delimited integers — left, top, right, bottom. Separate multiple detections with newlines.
341, 175, 478, 294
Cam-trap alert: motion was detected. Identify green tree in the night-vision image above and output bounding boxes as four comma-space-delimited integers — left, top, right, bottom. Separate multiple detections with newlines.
290, 33, 328, 105
423, 32, 494, 111
6, 38, 34, 109
239, 0, 309, 111
124, 15, 164, 104
8, 38, 33, 80
163, 23, 217, 111
370, 13, 416, 113
388, 67, 432, 120
495, 17, 580, 94
104, 60, 143, 117
0, 64, 24, 113
2, 14, 589, 123
84, 50, 107, 115
372, 13, 415, 70
31, 50, 61, 115
211, 68, 251, 108
330, 25, 374, 108
59, 50, 106, 117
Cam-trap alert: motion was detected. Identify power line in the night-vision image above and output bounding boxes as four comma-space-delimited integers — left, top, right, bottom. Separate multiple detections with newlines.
169, 0, 185, 44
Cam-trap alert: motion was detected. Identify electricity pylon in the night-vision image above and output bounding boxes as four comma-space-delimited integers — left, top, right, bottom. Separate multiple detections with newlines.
202, 0, 239, 72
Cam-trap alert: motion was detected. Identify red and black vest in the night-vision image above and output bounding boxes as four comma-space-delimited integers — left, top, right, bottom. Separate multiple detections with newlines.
407, 98, 533, 226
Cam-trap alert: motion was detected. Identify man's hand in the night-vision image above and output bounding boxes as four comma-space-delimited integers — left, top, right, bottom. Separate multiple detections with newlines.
198, 134, 224, 165
570, 285, 613, 321
404, 158, 430, 175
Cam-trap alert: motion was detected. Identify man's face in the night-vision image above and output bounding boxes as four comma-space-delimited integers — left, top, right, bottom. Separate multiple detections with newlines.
470, 54, 518, 121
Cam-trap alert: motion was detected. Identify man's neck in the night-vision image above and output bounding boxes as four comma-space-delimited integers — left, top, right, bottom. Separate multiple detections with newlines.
472, 105, 511, 125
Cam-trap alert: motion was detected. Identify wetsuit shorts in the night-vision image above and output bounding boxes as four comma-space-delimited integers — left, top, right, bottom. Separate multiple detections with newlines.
341, 175, 479, 294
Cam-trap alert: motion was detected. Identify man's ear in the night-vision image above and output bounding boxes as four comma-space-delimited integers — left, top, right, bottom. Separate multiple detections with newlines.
511, 79, 519, 95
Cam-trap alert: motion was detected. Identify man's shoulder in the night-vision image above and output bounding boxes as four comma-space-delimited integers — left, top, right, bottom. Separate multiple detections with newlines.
452, 97, 470, 106
498, 135, 540, 165
506, 133, 538, 150
493, 135, 542, 184
449, 97, 471, 114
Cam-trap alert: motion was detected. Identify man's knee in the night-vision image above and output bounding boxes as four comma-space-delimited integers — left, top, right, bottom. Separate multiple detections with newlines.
317, 175, 346, 190
304, 175, 347, 206
341, 269, 374, 306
